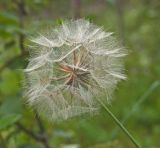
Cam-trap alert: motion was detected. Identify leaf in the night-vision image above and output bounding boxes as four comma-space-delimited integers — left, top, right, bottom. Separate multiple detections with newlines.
0, 114, 21, 130
0, 12, 25, 38
0, 11, 18, 25
55, 18, 64, 25
0, 97, 23, 115
0, 69, 22, 95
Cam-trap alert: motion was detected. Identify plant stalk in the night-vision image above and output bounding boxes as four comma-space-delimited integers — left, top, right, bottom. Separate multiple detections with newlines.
97, 99, 141, 148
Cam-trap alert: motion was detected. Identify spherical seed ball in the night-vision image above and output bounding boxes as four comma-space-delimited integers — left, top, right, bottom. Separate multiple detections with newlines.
24, 19, 127, 121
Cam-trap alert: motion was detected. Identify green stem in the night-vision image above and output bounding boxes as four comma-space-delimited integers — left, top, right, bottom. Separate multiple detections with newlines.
97, 99, 141, 148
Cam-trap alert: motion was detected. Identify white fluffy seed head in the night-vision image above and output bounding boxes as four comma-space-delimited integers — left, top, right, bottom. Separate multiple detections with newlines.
24, 19, 127, 121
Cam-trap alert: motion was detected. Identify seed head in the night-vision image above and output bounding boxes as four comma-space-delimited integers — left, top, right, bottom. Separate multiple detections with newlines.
24, 19, 127, 121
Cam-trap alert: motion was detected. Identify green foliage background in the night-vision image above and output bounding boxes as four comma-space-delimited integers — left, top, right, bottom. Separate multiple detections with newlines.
0, 0, 160, 148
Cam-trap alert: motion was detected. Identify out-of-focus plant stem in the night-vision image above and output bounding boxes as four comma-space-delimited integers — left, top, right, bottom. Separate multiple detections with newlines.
115, 0, 125, 45
16, 122, 51, 148
17, 0, 27, 51
12, 1, 51, 148
72, 0, 81, 19
0, 0, 28, 72
35, 113, 51, 148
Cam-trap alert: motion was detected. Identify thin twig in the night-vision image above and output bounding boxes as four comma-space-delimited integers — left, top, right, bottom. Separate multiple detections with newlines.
16, 0, 27, 51
0, 0, 28, 73
16, 122, 41, 141
115, 0, 125, 44
72, 0, 81, 19
14, 1, 51, 148
35, 113, 45, 133
16, 122, 51, 148
35, 113, 51, 148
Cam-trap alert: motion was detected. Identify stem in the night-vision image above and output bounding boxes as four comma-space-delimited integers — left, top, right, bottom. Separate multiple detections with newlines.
16, 122, 40, 141
16, 121, 51, 148
0, 0, 28, 72
97, 99, 141, 148
17, 0, 27, 51
72, 0, 81, 19
35, 113, 51, 148
115, 0, 125, 45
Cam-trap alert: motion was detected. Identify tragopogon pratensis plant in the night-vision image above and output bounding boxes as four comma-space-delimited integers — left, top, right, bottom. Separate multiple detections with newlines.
24, 19, 127, 121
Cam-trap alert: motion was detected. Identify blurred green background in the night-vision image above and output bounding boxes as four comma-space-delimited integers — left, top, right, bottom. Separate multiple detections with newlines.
0, 0, 160, 148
